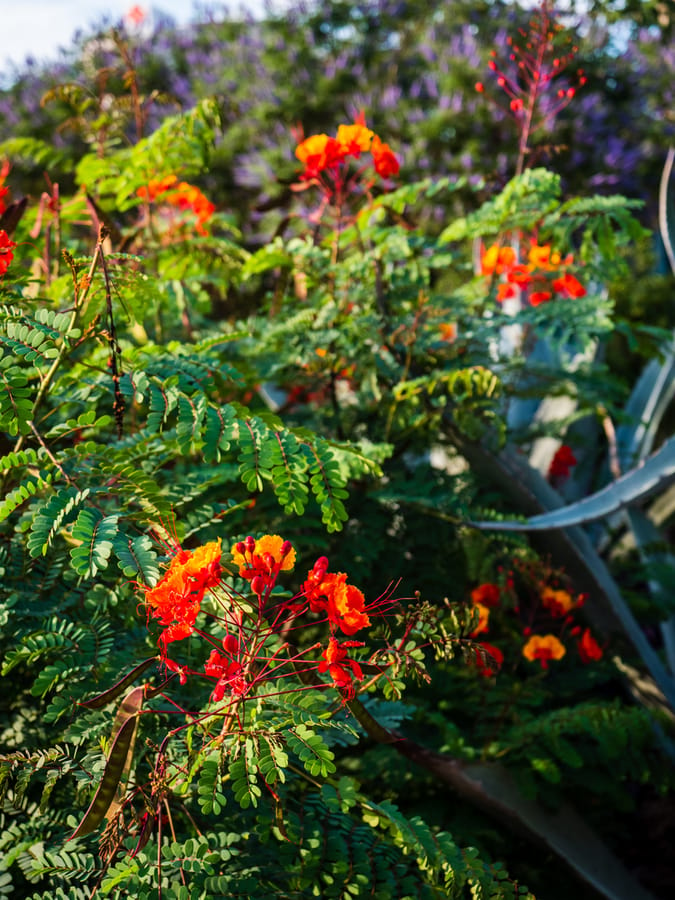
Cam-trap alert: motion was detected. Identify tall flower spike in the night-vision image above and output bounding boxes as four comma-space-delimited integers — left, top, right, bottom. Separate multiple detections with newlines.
479, 0, 586, 175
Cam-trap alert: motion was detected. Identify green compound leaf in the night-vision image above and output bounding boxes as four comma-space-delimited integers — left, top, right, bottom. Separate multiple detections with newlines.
69, 509, 119, 578
113, 531, 159, 582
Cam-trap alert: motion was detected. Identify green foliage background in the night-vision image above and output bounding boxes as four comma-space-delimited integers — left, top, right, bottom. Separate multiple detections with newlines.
0, 2, 674, 898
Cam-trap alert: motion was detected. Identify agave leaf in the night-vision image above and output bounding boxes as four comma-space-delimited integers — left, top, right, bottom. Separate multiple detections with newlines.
78, 658, 157, 710
625, 507, 675, 676
69, 686, 144, 840
472, 436, 675, 532
617, 341, 675, 472
658, 146, 675, 275
446, 426, 675, 711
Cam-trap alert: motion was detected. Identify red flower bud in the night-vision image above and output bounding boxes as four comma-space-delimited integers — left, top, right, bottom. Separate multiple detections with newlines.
250, 575, 265, 595
223, 633, 239, 654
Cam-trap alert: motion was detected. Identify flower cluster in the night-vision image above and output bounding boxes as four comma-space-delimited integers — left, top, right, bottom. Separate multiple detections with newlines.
481, 241, 586, 306
141, 532, 394, 703
144, 540, 223, 650
0, 160, 17, 278
0, 159, 10, 215
136, 174, 215, 234
295, 114, 399, 182
467, 566, 603, 676
301, 556, 371, 637
293, 113, 399, 223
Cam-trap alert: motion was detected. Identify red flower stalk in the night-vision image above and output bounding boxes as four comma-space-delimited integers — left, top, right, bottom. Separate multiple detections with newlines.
479, 1, 586, 175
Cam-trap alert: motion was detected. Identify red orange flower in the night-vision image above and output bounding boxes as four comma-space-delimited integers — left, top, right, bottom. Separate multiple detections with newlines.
577, 628, 603, 663
318, 636, 364, 697
439, 322, 457, 342
522, 633, 566, 668
136, 175, 178, 201
480, 241, 585, 307
0, 230, 17, 276
0, 158, 10, 216
294, 118, 399, 184
136, 175, 215, 234
552, 272, 586, 299
295, 134, 342, 179
470, 602, 490, 637
302, 560, 371, 636
471, 583, 501, 607
541, 587, 576, 617
370, 134, 400, 177
336, 122, 374, 157
126, 4, 146, 25
204, 648, 246, 701
481, 245, 517, 276
145, 540, 222, 650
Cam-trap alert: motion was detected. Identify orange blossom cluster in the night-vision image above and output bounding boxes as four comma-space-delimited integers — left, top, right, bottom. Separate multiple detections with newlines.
136, 174, 216, 235
468, 575, 603, 676
481, 242, 586, 306
142, 533, 387, 702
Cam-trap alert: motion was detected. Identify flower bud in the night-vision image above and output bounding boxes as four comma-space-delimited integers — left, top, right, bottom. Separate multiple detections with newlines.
223, 633, 239, 654
251, 575, 265, 596
314, 556, 329, 574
